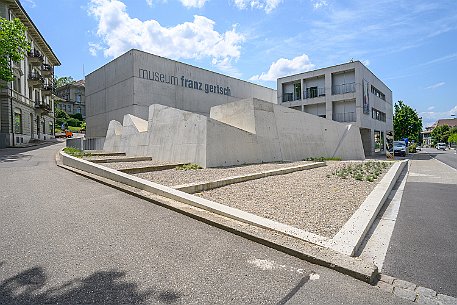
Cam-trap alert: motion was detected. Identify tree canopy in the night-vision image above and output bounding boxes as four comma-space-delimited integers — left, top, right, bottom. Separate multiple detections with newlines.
393, 101, 422, 143
0, 17, 31, 82
431, 125, 457, 145
54, 76, 75, 88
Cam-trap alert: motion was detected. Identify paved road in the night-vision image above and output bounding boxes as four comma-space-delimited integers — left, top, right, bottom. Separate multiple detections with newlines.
383, 149, 457, 298
0, 143, 410, 305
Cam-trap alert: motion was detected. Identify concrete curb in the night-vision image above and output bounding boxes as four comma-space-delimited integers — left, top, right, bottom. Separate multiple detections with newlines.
55, 150, 379, 284
326, 160, 409, 256
174, 162, 325, 193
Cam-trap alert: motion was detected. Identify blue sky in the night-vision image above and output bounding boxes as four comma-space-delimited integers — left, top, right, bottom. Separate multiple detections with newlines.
23, 0, 457, 127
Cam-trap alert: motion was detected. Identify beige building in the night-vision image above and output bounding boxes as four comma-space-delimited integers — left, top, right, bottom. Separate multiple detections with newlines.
55, 80, 86, 118
278, 61, 393, 156
0, 0, 60, 148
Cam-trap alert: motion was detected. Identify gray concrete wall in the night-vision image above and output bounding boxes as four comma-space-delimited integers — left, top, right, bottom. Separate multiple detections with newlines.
86, 49, 277, 138
104, 99, 365, 167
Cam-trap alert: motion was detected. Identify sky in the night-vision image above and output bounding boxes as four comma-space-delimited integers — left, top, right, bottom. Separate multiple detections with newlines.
22, 0, 457, 128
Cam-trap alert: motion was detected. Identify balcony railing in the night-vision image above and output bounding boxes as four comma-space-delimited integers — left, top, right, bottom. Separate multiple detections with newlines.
34, 101, 51, 113
332, 83, 356, 95
41, 64, 53, 77
333, 112, 356, 122
28, 72, 44, 88
304, 87, 325, 99
42, 84, 54, 95
282, 92, 301, 102
27, 49, 44, 65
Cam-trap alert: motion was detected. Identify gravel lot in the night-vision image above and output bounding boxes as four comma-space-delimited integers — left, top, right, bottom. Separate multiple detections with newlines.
89, 157, 392, 238
196, 161, 392, 238
135, 161, 313, 186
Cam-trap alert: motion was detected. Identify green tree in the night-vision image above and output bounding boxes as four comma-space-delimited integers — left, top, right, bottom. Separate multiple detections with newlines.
70, 112, 83, 121
54, 76, 74, 88
0, 18, 31, 82
448, 132, 457, 144
393, 101, 422, 143
431, 125, 457, 145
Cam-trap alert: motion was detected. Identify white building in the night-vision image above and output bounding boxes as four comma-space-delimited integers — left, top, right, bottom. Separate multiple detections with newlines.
0, 0, 61, 148
85, 49, 277, 138
277, 61, 393, 156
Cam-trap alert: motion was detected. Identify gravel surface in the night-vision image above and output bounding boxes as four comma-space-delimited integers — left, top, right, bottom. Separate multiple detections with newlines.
135, 161, 313, 186
196, 161, 393, 238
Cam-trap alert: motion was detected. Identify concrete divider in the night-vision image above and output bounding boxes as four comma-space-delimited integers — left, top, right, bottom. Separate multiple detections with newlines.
175, 162, 325, 193
57, 150, 379, 284
61, 151, 330, 247
326, 160, 408, 256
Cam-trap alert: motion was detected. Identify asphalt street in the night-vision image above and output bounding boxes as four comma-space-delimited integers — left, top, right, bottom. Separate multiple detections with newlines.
0, 143, 412, 305
382, 149, 457, 298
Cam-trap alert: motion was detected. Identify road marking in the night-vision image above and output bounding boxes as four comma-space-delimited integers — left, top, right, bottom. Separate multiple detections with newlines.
247, 258, 314, 276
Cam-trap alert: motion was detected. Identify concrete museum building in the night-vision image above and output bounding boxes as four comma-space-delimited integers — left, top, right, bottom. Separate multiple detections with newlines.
278, 61, 393, 156
85, 49, 277, 138
87, 50, 391, 166
0, 0, 60, 148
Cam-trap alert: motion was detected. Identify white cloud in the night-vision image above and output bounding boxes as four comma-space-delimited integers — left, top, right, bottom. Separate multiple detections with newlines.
427, 106, 435, 111
23, 0, 36, 8
250, 54, 315, 81
145, 0, 153, 7
88, 42, 103, 56
361, 59, 370, 66
233, 0, 282, 13
312, 0, 327, 9
88, 0, 245, 75
179, 0, 208, 8
420, 105, 457, 128
425, 82, 445, 89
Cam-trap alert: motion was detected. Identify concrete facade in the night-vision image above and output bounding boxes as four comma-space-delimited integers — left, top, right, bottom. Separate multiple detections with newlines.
0, 0, 60, 148
278, 61, 393, 156
85, 49, 277, 138
104, 99, 365, 167
55, 80, 86, 118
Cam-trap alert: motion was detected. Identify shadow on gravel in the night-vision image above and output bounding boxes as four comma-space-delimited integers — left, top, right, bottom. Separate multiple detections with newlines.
0, 266, 182, 304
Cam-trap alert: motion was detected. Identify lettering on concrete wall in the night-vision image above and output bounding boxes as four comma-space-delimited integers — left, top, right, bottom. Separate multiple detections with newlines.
138, 68, 231, 96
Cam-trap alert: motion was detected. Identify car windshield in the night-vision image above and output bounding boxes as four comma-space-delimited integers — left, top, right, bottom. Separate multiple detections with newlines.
394, 143, 405, 147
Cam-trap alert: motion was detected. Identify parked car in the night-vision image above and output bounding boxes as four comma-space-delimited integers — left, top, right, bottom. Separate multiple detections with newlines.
436, 143, 446, 150
416, 145, 422, 151
393, 141, 407, 157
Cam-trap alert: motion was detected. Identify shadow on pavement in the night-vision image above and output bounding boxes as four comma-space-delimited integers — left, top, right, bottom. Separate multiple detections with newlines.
0, 266, 182, 305
0, 142, 62, 163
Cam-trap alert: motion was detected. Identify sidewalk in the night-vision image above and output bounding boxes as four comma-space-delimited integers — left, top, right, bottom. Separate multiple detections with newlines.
382, 152, 457, 298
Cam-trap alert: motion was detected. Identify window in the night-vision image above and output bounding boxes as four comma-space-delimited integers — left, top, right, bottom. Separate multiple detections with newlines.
14, 108, 22, 134
49, 122, 53, 135
372, 108, 386, 122
374, 130, 384, 152
75, 94, 81, 103
371, 85, 386, 101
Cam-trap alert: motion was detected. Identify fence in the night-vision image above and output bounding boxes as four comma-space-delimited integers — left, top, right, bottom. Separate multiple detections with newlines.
66, 137, 105, 151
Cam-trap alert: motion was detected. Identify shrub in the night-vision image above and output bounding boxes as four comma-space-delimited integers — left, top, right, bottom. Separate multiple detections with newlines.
175, 163, 202, 170
66, 117, 82, 127
331, 161, 390, 182
63, 147, 85, 158
409, 143, 417, 153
